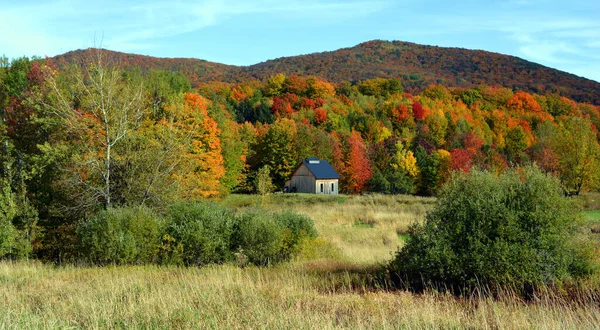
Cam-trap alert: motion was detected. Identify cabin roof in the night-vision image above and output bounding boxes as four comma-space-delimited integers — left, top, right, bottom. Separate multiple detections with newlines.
301, 158, 340, 179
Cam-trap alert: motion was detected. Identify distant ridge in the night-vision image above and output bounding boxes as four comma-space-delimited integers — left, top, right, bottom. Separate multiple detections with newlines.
52, 40, 600, 105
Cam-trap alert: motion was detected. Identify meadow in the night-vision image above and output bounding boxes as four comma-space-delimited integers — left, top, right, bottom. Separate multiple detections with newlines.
1, 193, 599, 329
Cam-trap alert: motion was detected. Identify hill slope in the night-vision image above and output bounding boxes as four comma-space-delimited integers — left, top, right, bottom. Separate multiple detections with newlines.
52, 40, 600, 104
51, 48, 239, 83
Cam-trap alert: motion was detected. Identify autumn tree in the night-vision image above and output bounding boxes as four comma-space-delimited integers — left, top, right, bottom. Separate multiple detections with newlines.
207, 97, 247, 193
263, 73, 286, 97
341, 131, 372, 194
358, 78, 402, 97
507, 91, 543, 114
370, 140, 419, 194
112, 117, 183, 207
415, 147, 451, 196
412, 101, 427, 121
306, 77, 335, 99
171, 93, 225, 199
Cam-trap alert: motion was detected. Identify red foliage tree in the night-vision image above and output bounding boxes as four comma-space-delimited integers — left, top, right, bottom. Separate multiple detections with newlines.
342, 131, 372, 194
412, 101, 426, 121
299, 97, 316, 110
314, 97, 326, 108
450, 148, 475, 172
461, 132, 484, 150
281, 92, 300, 104
271, 96, 294, 118
314, 108, 328, 125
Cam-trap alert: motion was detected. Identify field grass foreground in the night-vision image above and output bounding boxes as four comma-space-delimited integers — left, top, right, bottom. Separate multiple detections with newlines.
1, 261, 600, 329
1, 193, 599, 329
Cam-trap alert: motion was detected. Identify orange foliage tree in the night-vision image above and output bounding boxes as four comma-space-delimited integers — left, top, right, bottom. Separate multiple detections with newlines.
172, 93, 225, 199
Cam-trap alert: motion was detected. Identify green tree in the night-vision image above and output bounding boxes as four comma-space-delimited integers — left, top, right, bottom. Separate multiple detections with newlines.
551, 117, 600, 195
257, 118, 298, 188
255, 165, 274, 195
146, 69, 191, 119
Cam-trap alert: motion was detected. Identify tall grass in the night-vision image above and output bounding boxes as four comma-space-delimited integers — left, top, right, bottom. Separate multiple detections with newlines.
1, 261, 599, 329
224, 193, 434, 263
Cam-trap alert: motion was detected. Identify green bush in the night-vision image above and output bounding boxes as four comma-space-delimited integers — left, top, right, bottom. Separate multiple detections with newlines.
231, 210, 319, 266
232, 211, 285, 266
389, 166, 596, 292
164, 202, 235, 266
75, 202, 319, 267
76, 207, 164, 265
274, 211, 318, 259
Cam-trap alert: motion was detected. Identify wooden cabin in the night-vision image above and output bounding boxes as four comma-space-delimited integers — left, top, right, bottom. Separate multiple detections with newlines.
285, 158, 340, 194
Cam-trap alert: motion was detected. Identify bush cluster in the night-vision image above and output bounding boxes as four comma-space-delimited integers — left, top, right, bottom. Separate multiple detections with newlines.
389, 166, 596, 293
76, 202, 317, 266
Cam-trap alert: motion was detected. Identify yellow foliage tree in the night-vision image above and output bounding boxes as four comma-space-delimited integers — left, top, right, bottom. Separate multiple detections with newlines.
306, 77, 336, 99
263, 73, 286, 97
391, 142, 420, 178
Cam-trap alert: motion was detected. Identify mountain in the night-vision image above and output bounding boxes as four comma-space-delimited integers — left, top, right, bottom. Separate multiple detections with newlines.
51, 48, 239, 83
52, 40, 600, 105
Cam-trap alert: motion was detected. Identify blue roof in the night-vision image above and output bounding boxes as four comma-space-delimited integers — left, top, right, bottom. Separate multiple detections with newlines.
302, 158, 340, 179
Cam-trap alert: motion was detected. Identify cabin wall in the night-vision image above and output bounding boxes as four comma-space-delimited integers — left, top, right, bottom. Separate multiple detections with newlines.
288, 164, 316, 193
315, 180, 338, 195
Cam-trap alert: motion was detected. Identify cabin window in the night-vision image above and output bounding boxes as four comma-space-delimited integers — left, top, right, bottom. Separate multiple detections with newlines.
320, 183, 323, 193
331, 183, 335, 192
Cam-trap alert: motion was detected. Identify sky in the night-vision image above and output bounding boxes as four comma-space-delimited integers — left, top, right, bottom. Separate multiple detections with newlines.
1, 0, 600, 82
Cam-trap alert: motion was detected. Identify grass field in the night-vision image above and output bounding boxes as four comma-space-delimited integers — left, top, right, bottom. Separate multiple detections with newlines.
1, 193, 599, 329
223, 193, 435, 263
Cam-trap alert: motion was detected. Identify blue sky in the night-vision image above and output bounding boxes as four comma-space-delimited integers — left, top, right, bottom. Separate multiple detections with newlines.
2, 0, 599, 82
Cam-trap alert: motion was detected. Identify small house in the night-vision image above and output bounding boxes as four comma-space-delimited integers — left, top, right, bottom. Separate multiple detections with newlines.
285, 158, 340, 194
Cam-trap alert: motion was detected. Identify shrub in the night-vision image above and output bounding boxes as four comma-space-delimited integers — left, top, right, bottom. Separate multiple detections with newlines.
389, 166, 596, 293
164, 202, 235, 266
76, 207, 164, 265
75, 202, 319, 267
231, 210, 319, 266
274, 211, 318, 259
231, 211, 285, 266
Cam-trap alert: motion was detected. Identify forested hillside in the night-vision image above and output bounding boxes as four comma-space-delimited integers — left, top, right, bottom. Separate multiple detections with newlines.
53, 40, 600, 104
2, 49, 600, 262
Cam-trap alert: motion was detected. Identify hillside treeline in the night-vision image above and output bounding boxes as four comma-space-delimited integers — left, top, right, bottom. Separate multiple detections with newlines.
53, 41, 600, 105
1, 54, 600, 261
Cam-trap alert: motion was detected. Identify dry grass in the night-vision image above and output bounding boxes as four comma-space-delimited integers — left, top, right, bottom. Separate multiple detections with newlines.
225, 193, 435, 263
1, 261, 599, 329
1, 193, 599, 329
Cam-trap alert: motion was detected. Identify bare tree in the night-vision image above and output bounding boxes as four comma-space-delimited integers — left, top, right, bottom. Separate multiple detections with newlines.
41, 49, 145, 209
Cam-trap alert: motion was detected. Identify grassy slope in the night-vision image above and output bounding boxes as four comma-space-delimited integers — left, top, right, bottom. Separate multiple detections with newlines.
1, 193, 599, 329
